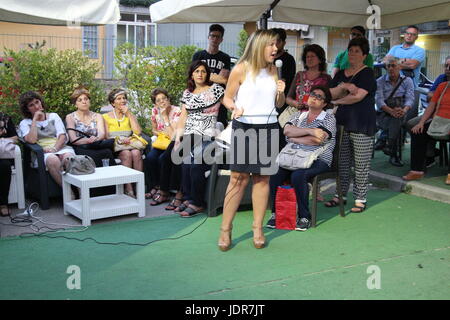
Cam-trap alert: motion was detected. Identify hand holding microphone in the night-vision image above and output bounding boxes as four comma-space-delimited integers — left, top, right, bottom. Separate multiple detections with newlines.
275, 59, 286, 99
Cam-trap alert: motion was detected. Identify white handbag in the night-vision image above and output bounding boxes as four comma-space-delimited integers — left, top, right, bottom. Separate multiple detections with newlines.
0, 138, 16, 159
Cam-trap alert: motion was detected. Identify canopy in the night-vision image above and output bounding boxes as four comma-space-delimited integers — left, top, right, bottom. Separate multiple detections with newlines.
0, 0, 121, 26
149, 0, 450, 29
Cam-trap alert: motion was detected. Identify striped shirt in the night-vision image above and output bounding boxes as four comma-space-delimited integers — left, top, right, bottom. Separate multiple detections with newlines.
285, 110, 336, 167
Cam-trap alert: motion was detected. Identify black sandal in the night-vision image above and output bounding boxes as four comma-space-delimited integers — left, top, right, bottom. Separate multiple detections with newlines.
174, 201, 189, 213
324, 198, 346, 207
150, 192, 170, 206
165, 198, 183, 211
180, 205, 204, 218
351, 203, 367, 213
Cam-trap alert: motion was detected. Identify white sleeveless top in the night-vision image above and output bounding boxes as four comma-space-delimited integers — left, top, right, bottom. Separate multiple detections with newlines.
235, 68, 278, 125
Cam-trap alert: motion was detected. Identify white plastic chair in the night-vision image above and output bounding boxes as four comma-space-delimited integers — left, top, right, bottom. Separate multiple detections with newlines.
8, 145, 25, 209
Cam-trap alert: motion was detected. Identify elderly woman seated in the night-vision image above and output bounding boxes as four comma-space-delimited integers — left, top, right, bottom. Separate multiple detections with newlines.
145, 88, 182, 205
18, 91, 75, 187
102, 88, 144, 197
65, 86, 115, 167
403, 80, 450, 185
268, 85, 336, 231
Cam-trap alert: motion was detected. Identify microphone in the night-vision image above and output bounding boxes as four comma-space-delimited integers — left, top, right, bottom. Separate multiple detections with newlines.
275, 59, 283, 80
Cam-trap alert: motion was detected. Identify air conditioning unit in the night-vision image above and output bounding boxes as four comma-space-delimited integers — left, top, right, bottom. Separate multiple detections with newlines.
300, 28, 314, 39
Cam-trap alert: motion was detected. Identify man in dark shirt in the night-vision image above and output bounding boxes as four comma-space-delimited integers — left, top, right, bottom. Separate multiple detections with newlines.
271, 28, 296, 150
192, 24, 231, 127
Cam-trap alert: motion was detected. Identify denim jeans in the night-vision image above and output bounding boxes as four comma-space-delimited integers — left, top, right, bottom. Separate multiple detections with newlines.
269, 159, 330, 220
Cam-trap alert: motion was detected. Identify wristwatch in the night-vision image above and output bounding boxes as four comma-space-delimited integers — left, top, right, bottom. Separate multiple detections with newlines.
164, 122, 170, 127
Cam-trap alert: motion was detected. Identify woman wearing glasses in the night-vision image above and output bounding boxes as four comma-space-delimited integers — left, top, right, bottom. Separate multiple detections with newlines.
268, 85, 336, 231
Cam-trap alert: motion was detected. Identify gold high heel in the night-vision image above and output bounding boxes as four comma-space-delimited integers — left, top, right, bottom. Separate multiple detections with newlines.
252, 225, 266, 249
218, 227, 232, 252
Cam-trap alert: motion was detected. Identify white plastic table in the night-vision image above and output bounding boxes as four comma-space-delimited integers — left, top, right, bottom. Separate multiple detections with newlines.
62, 165, 145, 226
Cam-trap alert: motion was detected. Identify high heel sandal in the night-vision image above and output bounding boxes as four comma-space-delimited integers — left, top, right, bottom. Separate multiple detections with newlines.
218, 227, 232, 252
252, 226, 266, 249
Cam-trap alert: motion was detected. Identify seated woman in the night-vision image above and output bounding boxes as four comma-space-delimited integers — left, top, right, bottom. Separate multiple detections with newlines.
103, 88, 144, 197
0, 112, 18, 216
65, 86, 115, 167
18, 91, 75, 187
268, 85, 336, 231
173, 60, 224, 217
145, 88, 182, 206
403, 81, 450, 185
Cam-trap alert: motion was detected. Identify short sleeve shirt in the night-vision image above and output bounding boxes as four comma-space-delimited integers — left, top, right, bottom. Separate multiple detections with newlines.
286, 110, 337, 167
19, 113, 66, 139
334, 50, 374, 70
387, 44, 425, 87
181, 83, 224, 137
151, 105, 182, 132
329, 67, 377, 136
432, 81, 450, 119
192, 50, 231, 74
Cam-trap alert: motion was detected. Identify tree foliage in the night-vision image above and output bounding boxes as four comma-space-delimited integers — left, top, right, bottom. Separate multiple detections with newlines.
114, 42, 199, 133
0, 47, 105, 125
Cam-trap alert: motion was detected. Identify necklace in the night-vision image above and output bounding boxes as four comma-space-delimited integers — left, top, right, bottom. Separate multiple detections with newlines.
113, 109, 125, 127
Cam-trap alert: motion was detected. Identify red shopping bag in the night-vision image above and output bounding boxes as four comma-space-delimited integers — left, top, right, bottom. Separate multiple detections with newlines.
275, 185, 297, 230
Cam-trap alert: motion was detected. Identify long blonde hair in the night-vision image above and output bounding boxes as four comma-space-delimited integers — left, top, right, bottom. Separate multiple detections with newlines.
238, 29, 278, 81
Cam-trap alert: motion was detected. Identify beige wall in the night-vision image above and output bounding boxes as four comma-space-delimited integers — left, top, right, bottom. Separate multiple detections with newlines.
0, 22, 106, 75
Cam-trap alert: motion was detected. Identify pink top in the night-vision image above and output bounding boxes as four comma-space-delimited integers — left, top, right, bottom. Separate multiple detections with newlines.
151, 105, 181, 132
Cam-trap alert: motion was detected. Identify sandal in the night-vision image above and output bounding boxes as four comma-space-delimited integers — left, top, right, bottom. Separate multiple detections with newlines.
150, 192, 170, 206
165, 198, 183, 211
351, 203, 367, 213
180, 205, 204, 218
174, 201, 190, 213
0, 205, 11, 217
125, 190, 135, 198
324, 198, 346, 207
145, 188, 159, 199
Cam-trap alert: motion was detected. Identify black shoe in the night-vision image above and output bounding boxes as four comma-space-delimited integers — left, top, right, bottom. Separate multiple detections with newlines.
295, 218, 311, 231
266, 213, 276, 229
389, 156, 404, 167
425, 157, 436, 168
374, 140, 386, 151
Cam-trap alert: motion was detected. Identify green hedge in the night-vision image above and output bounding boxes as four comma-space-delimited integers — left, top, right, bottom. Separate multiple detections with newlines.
114, 43, 199, 133
0, 48, 105, 125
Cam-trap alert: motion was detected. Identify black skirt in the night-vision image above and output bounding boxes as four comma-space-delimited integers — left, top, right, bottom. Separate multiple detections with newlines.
229, 120, 279, 175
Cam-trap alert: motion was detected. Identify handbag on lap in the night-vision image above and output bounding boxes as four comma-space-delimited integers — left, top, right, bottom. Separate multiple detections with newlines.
427, 82, 450, 140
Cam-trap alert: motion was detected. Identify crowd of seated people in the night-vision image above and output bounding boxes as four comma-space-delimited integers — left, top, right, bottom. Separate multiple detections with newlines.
2, 24, 448, 240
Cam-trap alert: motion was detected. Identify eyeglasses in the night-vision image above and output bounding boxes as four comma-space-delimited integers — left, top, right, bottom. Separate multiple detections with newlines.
404, 32, 418, 36
386, 64, 398, 69
155, 96, 168, 104
208, 34, 222, 39
309, 92, 325, 101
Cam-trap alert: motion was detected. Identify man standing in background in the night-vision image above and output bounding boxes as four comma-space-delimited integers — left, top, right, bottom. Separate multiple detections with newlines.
271, 28, 296, 150
193, 24, 231, 128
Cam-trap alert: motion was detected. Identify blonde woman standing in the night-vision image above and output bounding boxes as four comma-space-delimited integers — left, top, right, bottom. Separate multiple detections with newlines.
218, 29, 286, 251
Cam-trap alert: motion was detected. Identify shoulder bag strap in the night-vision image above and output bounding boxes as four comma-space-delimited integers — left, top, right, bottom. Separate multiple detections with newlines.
348, 65, 367, 83
386, 76, 406, 101
66, 127, 91, 144
434, 81, 450, 115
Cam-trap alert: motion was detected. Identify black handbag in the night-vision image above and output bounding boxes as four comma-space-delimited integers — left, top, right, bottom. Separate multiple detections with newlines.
67, 128, 115, 150
384, 77, 405, 108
